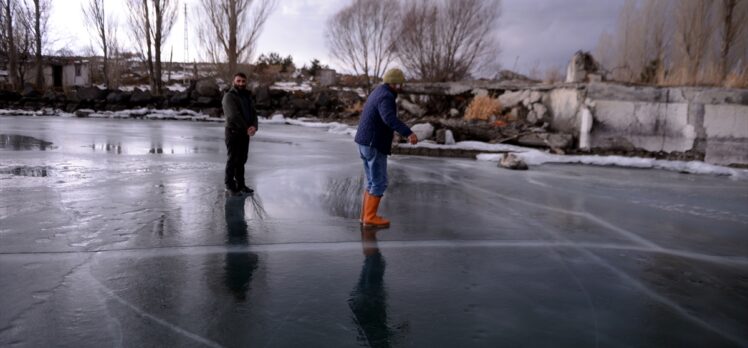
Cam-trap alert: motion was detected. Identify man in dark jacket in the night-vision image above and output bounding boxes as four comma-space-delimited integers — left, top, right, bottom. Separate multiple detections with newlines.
354, 68, 418, 227
223, 72, 258, 196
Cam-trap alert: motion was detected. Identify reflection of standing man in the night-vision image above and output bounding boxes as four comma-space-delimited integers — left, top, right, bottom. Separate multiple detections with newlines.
224, 195, 258, 302
223, 72, 258, 196
355, 68, 418, 228
348, 229, 394, 347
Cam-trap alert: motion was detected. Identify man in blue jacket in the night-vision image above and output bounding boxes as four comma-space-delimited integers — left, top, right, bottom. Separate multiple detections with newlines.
355, 68, 418, 227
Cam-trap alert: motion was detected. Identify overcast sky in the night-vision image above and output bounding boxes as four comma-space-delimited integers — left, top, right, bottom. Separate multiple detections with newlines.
50, 0, 626, 75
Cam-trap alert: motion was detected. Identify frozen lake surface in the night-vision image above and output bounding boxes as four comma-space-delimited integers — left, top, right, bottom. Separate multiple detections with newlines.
1, 116, 747, 347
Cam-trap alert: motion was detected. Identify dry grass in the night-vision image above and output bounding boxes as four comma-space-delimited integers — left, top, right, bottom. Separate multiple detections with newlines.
658, 62, 748, 88
464, 95, 502, 121
725, 68, 748, 88
346, 100, 364, 114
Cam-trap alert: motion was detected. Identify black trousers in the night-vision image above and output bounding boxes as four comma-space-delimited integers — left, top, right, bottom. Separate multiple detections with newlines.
225, 128, 249, 190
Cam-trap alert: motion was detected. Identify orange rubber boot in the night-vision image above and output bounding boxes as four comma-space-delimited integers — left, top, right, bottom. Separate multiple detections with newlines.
359, 191, 368, 224
363, 193, 390, 228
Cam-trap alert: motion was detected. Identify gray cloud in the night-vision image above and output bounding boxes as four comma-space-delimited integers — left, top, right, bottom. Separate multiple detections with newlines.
497, 0, 625, 74
51, 0, 624, 77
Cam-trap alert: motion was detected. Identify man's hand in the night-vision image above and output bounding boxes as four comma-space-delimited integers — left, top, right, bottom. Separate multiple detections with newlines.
408, 133, 418, 145
247, 126, 257, 137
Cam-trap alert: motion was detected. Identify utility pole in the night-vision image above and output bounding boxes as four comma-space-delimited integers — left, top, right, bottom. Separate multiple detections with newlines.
183, 3, 189, 63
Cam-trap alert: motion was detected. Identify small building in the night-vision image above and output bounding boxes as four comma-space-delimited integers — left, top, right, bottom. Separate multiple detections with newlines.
42, 57, 92, 89
317, 68, 337, 87
10, 56, 93, 89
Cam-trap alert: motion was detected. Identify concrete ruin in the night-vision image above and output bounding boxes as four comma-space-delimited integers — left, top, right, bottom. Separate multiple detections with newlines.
402, 81, 748, 166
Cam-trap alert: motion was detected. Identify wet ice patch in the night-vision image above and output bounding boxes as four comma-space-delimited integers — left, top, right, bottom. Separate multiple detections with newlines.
0, 134, 56, 151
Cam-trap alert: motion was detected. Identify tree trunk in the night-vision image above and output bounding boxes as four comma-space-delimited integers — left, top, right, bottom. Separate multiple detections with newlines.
143, 0, 155, 93
33, 0, 43, 90
154, 0, 163, 96
5, 1, 18, 90
227, 0, 238, 76
102, 0, 109, 87
719, 0, 736, 81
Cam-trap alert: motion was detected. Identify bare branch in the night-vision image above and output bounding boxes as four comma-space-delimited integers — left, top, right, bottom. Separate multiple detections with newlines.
396, 0, 501, 82
325, 0, 399, 90
196, 0, 277, 78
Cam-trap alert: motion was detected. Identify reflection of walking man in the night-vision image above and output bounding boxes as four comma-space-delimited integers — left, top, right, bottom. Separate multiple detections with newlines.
355, 68, 418, 228
348, 229, 394, 347
223, 72, 258, 196
224, 195, 258, 302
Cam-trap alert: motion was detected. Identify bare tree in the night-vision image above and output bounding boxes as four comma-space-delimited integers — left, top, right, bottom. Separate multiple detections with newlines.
82, 0, 118, 87
640, 0, 672, 83
595, 0, 747, 86
196, 0, 276, 78
23, 0, 50, 89
326, 0, 399, 91
126, 0, 178, 95
715, 0, 748, 79
674, 0, 716, 84
601, 0, 652, 82
127, 0, 153, 90
1, 0, 20, 90
396, 0, 501, 82
12, 1, 32, 85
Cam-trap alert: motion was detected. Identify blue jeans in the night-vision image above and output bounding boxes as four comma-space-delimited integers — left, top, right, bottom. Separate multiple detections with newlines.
358, 144, 388, 196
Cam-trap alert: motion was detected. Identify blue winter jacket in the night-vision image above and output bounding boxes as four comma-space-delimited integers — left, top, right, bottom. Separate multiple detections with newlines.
354, 84, 413, 155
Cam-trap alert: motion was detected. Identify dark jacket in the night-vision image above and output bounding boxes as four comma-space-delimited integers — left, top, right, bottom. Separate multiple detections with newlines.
222, 87, 258, 132
354, 84, 413, 155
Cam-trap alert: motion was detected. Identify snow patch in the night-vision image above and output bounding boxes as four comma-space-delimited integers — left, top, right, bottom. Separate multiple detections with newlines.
119, 85, 152, 92
270, 81, 312, 93
0, 108, 73, 117
87, 108, 218, 121
166, 84, 187, 92
259, 114, 357, 136
477, 150, 748, 179
330, 86, 367, 98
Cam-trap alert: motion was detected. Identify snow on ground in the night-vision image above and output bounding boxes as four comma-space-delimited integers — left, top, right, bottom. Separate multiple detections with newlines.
164, 71, 192, 81
262, 114, 748, 179
1, 108, 217, 122
85, 108, 218, 122
330, 86, 367, 98
270, 81, 313, 93
90, 83, 186, 92
119, 85, 152, 92
165, 83, 188, 92
0, 108, 75, 118
476, 149, 748, 179
259, 114, 356, 136
401, 141, 531, 153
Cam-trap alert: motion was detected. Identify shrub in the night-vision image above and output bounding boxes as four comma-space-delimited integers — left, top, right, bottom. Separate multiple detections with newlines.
464, 95, 502, 121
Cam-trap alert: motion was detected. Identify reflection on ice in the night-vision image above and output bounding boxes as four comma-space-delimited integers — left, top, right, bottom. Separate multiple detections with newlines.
349, 229, 400, 347
90, 143, 123, 154
0, 134, 56, 151
0, 165, 51, 177
224, 194, 259, 302
85, 142, 219, 155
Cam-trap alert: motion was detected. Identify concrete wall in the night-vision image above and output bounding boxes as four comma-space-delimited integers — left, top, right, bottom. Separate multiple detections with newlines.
703, 104, 748, 165
403, 80, 747, 166
548, 82, 748, 166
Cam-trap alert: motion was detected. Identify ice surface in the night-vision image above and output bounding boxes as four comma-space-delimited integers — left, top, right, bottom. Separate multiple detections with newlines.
1, 116, 747, 347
